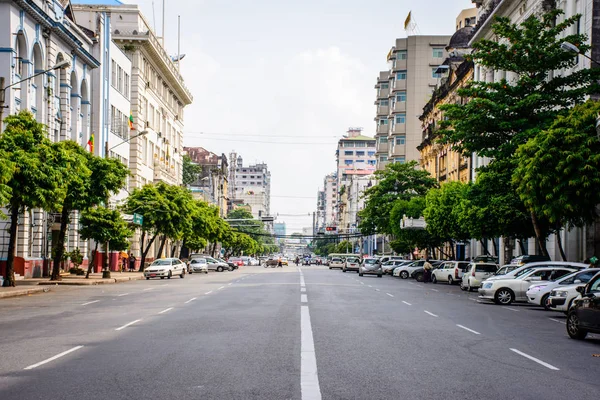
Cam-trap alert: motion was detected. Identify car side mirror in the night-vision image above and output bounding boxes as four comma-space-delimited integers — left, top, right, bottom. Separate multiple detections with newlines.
576, 285, 586, 295
573, 279, 582, 284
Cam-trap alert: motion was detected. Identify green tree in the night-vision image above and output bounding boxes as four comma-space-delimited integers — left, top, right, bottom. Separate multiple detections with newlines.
514, 100, 600, 260
80, 207, 133, 278
49, 142, 129, 280
359, 161, 438, 235
389, 196, 441, 257
437, 10, 600, 255
181, 200, 219, 256
182, 154, 202, 186
0, 111, 65, 287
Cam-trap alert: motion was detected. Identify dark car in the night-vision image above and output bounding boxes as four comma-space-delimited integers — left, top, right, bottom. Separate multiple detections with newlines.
511, 254, 551, 265
566, 271, 600, 340
411, 261, 443, 282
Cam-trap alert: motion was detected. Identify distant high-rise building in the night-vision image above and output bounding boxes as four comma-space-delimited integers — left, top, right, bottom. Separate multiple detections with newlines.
184, 147, 229, 217
229, 152, 271, 219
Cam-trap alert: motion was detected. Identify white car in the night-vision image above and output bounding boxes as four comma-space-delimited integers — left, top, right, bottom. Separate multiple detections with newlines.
432, 261, 470, 285
460, 263, 498, 291
329, 257, 345, 270
478, 267, 576, 305
526, 268, 599, 309
484, 261, 587, 283
187, 258, 209, 274
548, 268, 600, 313
343, 257, 361, 273
248, 257, 260, 266
144, 258, 186, 279
382, 260, 410, 275
393, 260, 426, 279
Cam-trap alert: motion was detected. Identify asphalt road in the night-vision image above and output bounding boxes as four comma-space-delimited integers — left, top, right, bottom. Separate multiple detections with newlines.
0, 265, 599, 400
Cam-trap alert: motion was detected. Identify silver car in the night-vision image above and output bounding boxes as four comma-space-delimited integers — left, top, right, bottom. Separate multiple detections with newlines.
187, 258, 209, 274
343, 257, 361, 273
359, 258, 383, 278
329, 257, 345, 270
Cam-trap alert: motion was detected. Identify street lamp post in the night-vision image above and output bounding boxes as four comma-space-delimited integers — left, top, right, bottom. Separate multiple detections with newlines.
0, 59, 71, 128
101, 129, 148, 278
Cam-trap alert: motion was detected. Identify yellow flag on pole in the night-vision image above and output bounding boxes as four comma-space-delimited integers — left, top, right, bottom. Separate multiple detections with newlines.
404, 11, 412, 30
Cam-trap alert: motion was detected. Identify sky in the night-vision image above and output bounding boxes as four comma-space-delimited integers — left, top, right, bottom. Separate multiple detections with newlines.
128, 0, 474, 233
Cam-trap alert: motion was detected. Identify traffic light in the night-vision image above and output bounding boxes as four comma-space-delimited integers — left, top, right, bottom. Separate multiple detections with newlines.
325, 226, 337, 232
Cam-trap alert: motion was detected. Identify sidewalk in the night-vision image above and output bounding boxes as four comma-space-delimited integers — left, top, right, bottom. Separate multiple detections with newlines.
0, 272, 144, 299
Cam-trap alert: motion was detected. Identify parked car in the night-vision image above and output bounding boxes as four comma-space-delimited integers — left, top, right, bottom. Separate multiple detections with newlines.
328, 257, 344, 270
566, 271, 600, 340
220, 258, 239, 270
527, 268, 599, 309
382, 260, 410, 275
379, 256, 405, 264
432, 261, 471, 285
548, 268, 600, 313
200, 256, 232, 272
460, 263, 498, 291
494, 264, 520, 277
478, 266, 575, 305
473, 255, 499, 264
229, 257, 244, 267
188, 258, 209, 274
411, 261, 443, 282
359, 258, 382, 277
511, 254, 551, 265
393, 260, 427, 279
144, 258, 186, 279
248, 257, 260, 266
483, 261, 587, 284
342, 257, 361, 273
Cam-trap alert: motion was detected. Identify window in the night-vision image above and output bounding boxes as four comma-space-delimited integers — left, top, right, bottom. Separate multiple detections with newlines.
117, 66, 123, 93
344, 160, 353, 165
368, 160, 376, 165
380, 82, 389, 89
343, 141, 354, 147
344, 151, 353, 156
395, 156, 405, 164
242, 175, 247, 178
432, 68, 442, 79
356, 151, 365, 156
355, 142, 366, 147
395, 136, 406, 145
396, 92, 406, 102
379, 155, 388, 162
379, 137, 388, 144
432, 48, 444, 58
379, 118, 389, 125
396, 70, 407, 80
111, 60, 116, 87
395, 114, 406, 124
368, 151, 376, 157
396, 50, 407, 60
124, 72, 130, 98
355, 159, 365, 163
379, 99, 389, 106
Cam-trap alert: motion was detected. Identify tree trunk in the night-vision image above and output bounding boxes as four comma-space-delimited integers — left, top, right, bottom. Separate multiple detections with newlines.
3, 205, 20, 287
450, 241, 456, 260
437, 247, 450, 258
179, 239, 186, 260
556, 228, 567, 261
51, 207, 70, 281
480, 239, 491, 255
492, 238, 498, 256
170, 242, 177, 258
140, 233, 158, 271
531, 211, 549, 257
518, 239, 527, 254
211, 241, 218, 257
85, 242, 99, 278
156, 236, 167, 259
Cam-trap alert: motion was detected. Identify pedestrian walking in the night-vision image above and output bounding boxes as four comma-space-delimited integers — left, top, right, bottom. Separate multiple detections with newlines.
129, 253, 137, 272
423, 258, 433, 283
120, 251, 128, 273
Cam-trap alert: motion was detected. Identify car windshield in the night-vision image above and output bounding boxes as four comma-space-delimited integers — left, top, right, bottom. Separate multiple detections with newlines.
332, 258, 342, 262
191, 259, 206, 263
364, 259, 377, 264
347, 258, 359, 263
475, 264, 497, 273
152, 260, 172, 266
514, 267, 535, 278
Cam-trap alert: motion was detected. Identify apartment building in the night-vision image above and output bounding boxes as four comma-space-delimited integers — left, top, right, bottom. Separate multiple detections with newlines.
230, 153, 271, 218
184, 147, 229, 217
374, 35, 452, 170
323, 173, 337, 227
336, 128, 376, 185
0, 0, 100, 278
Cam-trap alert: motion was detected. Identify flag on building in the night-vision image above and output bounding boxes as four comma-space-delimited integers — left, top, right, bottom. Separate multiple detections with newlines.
404, 11, 412, 30
87, 133, 94, 153
128, 113, 135, 130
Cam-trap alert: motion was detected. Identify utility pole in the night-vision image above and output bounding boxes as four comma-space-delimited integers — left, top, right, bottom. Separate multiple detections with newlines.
102, 139, 111, 278
0, 77, 6, 129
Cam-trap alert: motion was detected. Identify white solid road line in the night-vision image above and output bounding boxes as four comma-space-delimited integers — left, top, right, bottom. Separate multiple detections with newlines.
424, 311, 438, 317
301, 306, 322, 400
185, 297, 197, 304
510, 348, 560, 371
301, 287, 306, 292
301, 294, 308, 303
159, 307, 173, 314
218, 286, 225, 290
430, 288, 439, 292
24, 346, 84, 370
549, 318, 566, 324
505, 307, 520, 312
205, 291, 213, 295
386, 293, 394, 297
115, 319, 141, 331
81, 300, 100, 306
456, 324, 481, 335
402, 301, 412, 306
117, 293, 130, 297
142, 288, 155, 291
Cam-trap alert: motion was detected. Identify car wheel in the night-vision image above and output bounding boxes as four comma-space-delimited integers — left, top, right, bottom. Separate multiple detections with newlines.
359, 272, 364, 276
217, 266, 223, 272
400, 271, 409, 279
180, 270, 185, 278
494, 288, 514, 305
432, 275, 437, 284
160, 276, 165, 280
329, 267, 332, 270
566, 312, 588, 340
343, 268, 347, 273
415, 272, 424, 282
205, 271, 208, 274
229, 267, 234, 271
146, 277, 150, 280
447, 276, 453, 285
189, 271, 193, 274
167, 271, 172, 279
460, 281, 466, 291
541, 294, 551, 311
377, 274, 382, 278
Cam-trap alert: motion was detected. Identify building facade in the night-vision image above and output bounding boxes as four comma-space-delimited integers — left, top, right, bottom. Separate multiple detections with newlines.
184, 146, 229, 217
0, 0, 100, 278
230, 153, 271, 218
374, 35, 452, 170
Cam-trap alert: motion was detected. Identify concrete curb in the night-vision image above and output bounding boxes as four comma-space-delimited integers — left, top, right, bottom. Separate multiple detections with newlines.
0, 287, 50, 299
37, 275, 144, 286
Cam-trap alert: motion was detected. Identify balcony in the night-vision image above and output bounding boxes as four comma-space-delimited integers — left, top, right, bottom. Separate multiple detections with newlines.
392, 123, 406, 134
377, 88, 390, 99
376, 124, 389, 135
377, 105, 389, 116
377, 142, 389, 153
392, 59, 407, 71
153, 160, 177, 184
393, 80, 406, 91
393, 101, 406, 113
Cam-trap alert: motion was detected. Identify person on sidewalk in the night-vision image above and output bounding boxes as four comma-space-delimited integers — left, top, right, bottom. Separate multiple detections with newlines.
129, 253, 136, 272
423, 258, 433, 283
120, 252, 128, 273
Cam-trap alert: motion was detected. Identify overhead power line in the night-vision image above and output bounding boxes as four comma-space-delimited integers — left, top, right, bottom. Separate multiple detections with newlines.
184, 131, 340, 139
